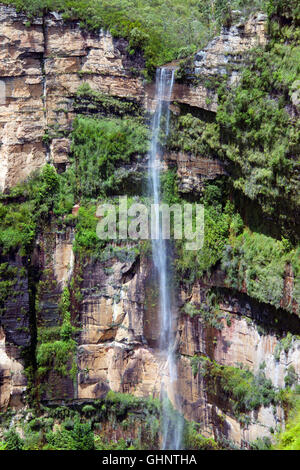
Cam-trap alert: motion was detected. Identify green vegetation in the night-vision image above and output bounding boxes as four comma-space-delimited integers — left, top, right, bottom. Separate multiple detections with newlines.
183, 289, 231, 331
173, 176, 299, 309
104, 390, 160, 419
36, 339, 76, 378
167, 2, 300, 241
74, 83, 143, 118
0, 164, 59, 255
221, 228, 300, 310
183, 421, 219, 450
0, 264, 25, 315
0, 0, 300, 452
190, 356, 299, 437
2, 0, 268, 76
175, 189, 232, 286
273, 332, 295, 361
72, 205, 105, 258
94, 436, 131, 450
168, 113, 223, 158
214, 2, 300, 233
45, 418, 94, 450
71, 115, 148, 199
0, 110, 149, 258
3, 429, 24, 450
250, 436, 272, 450
190, 355, 211, 378
0, 200, 35, 256
284, 366, 298, 388
72, 197, 150, 258
0, 392, 161, 450
1, 419, 94, 450
274, 393, 300, 450
217, 48, 300, 228
0, 81, 151, 405
190, 356, 280, 420
36, 288, 77, 384
45, 113, 148, 224
170, 52, 300, 237
161, 169, 181, 205
268, 0, 300, 35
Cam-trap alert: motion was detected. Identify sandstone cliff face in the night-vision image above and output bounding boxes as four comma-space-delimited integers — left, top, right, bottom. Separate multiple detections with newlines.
0, 5, 144, 191
0, 326, 27, 410
177, 288, 300, 446
77, 255, 162, 400
0, 6, 268, 191
0, 252, 31, 410
29, 236, 300, 446
145, 12, 268, 196
165, 152, 227, 195
0, 7, 45, 191
148, 12, 268, 113
194, 12, 268, 77
177, 11, 268, 110
0, 6, 299, 450
73, 255, 300, 447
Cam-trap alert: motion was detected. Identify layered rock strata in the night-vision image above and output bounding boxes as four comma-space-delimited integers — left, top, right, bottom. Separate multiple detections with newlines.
1, 6, 299, 450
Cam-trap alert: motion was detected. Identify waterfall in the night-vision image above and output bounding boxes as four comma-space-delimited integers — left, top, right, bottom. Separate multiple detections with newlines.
148, 67, 183, 450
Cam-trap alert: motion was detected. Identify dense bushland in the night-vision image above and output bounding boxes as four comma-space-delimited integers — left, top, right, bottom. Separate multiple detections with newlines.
274, 391, 300, 450
216, 46, 300, 230
71, 115, 148, 199
0, 164, 59, 255
0, 392, 161, 450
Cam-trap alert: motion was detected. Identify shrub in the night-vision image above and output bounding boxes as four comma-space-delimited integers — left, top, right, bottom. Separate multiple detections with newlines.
70, 116, 148, 199
36, 287, 77, 381
3, 429, 24, 450
216, 43, 300, 228
82, 405, 96, 417
37, 339, 76, 378
184, 291, 226, 331
183, 421, 219, 450
274, 333, 296, 361
175, 199, 231, 285
191, 356, 279, 419
274, 392, 300, 450
168, 113, 223, 158
250, 436, 272, 450
0, 164, 60, 255
94, 436, 129, 450
221, 230, 300, 310
45, 418, 94, 450
73, 205, 106, 257
284, 366, 298, 388
74, 83, 143, 118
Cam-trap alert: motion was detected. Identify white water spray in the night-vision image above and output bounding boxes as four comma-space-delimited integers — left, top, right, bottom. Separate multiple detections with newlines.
148, 68, 183, 450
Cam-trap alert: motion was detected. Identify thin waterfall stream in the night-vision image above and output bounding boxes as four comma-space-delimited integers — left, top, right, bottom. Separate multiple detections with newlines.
148, 67, 183, 450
